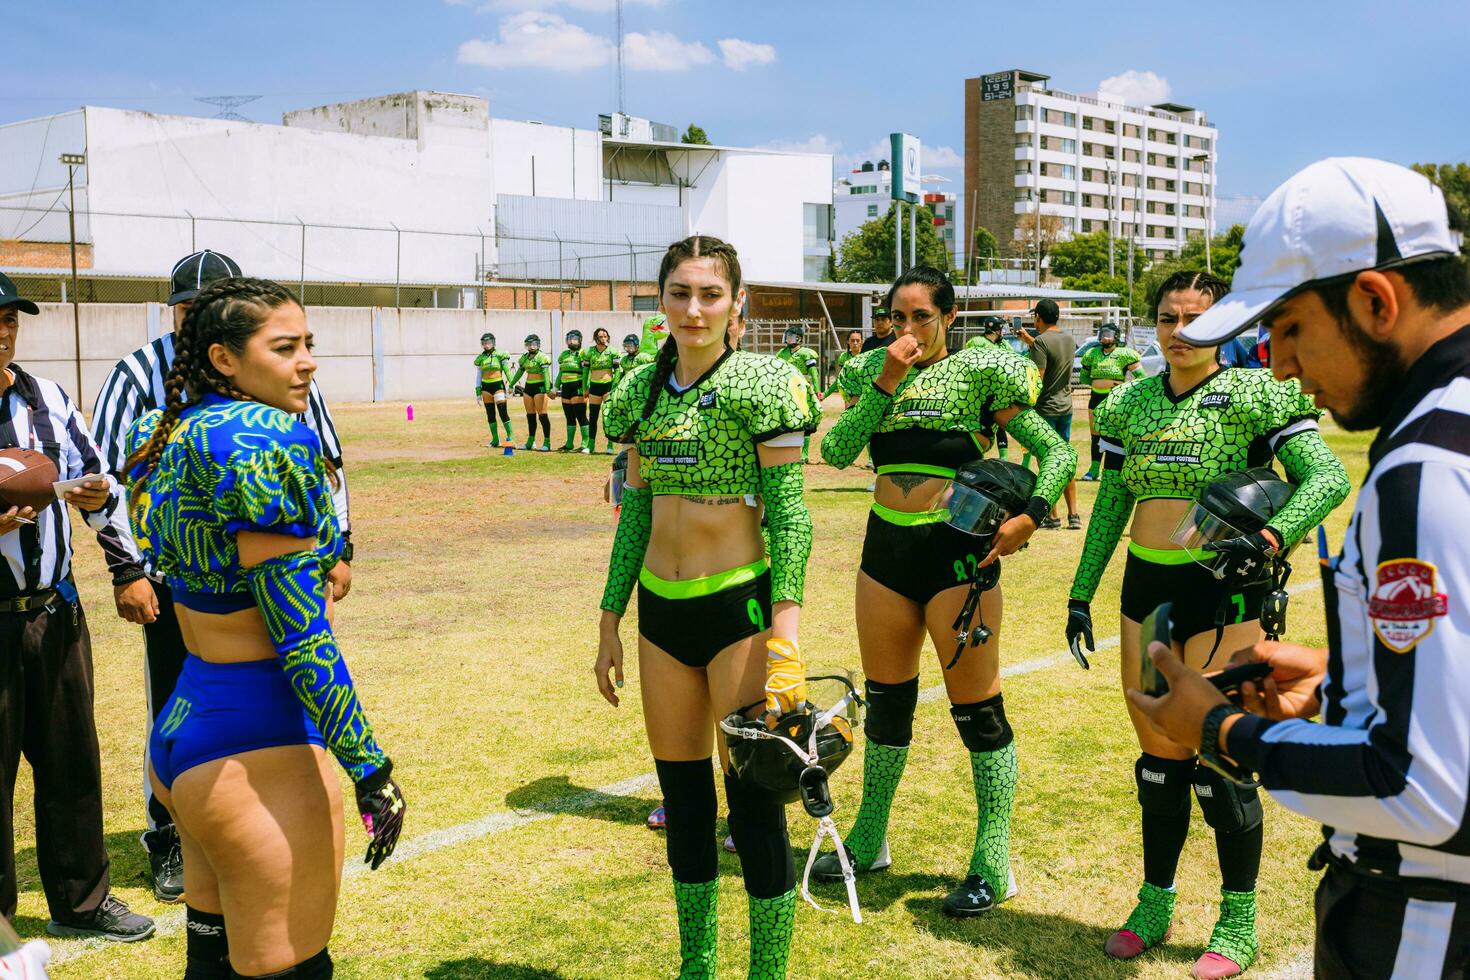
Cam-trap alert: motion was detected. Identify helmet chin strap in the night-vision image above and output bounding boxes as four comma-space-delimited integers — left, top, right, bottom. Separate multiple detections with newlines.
1202, 555, 1293, 667
949, 559, 1001, 669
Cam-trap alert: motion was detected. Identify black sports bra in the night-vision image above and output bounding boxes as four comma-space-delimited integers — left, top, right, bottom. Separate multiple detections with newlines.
869, 428, 987, 478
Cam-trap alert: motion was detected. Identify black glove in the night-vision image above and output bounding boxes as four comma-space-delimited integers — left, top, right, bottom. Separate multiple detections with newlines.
1204, 531, 1278, 584
513, 384, 526, 397
355, 761, 406, 871
1066, 599, 1094, 670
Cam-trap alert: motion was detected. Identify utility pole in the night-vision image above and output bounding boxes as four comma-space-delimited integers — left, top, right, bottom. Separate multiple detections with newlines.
1193, 151, 1213, 273
60, 153, 85, 399
909, 200, 916, 271
1107, 166, 1115, 279
894, 202, 902, 280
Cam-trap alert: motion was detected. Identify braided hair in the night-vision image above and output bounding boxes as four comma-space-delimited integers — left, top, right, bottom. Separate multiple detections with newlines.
638, 235, 743, 430
1150, 269, 1229, 322
123, 277, 303, 515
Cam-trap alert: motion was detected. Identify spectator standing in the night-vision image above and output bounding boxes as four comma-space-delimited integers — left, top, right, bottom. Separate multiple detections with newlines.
1020, 299, 1080, 528
861, 306, 895, 352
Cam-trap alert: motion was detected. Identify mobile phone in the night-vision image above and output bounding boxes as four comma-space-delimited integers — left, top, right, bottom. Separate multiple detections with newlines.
1207, 661, 1273, 695
1138, 602, 1174, 696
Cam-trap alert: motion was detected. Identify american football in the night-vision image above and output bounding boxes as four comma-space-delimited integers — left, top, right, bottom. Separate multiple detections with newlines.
0, 448, 59, 511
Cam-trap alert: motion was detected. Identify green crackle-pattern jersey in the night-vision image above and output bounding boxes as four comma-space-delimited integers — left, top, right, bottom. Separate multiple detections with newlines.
620, 350, 656, 380
822, 344, 1076, 506
776, 346, 822, 416
602, 349, 816, 496
510, 351, 552, 387
964, 336, 1027, 359
581, 345, 619, 381
556, 348, 586, 387
1080, 345, 1143, 391
1069, 367, 1351, 602
822, 350, 859, 398
475, 350, 512, 383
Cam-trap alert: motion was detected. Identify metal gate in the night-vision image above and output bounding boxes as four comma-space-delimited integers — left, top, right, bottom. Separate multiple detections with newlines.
745, 318, 836, 389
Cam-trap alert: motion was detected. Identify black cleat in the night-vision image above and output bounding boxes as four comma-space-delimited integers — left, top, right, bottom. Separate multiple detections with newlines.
47, 893, 156, 942
145, 827, 184, 904
942, 870, 1017, 918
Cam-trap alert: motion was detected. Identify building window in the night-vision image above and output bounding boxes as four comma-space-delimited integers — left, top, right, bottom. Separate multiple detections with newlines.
1015, 188, 1032, 202
803, 203, 832, 249
866, 204, 878, 218
1014, 161, 1032, 175
1060, 190, 1076, 205
803, 255, 828, 282
1122, 123, 1141, 138
1122, 148, 1140, 163
944, 227, 954, 239
1016, 105, 1034, 122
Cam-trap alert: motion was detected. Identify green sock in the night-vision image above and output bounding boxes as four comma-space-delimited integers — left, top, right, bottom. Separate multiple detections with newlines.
844, 742, 908, 867
802, 435, 811, 462
1086, 461, 1100, 478
1206, 888, 1259, 969
747, 889, 795, 980
672, 879, 718, 979
1120, 881, 1176, 948
998, 446, 1008, 460
1021, 452, 1033, 470
582, 424, 593, 450
504, 418, 513, 438
967, 742, 1017, 889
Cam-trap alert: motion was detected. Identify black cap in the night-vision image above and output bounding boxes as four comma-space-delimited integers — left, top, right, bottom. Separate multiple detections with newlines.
169, 250, 242, 306
0, 272, 39, 315
1031, 298, 1059, 324
873, 306, 890, 318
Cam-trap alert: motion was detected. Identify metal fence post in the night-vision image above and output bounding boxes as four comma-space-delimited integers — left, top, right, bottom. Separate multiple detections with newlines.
297, 217, 306, 302
392, 223, 402, 309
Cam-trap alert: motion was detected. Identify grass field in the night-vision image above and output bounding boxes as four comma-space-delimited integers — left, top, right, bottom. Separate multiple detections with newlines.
20, 393, 1372, 979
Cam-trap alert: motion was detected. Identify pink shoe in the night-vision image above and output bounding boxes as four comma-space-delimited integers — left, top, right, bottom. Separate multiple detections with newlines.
1104, 924, 1172, 960
646, 806, 666, 830
723, 834, 737, 854
1192, 952, 1244, 979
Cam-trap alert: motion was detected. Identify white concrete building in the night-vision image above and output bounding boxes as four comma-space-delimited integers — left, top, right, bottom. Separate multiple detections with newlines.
833, 161, 958, 267
0, 92, 833, 291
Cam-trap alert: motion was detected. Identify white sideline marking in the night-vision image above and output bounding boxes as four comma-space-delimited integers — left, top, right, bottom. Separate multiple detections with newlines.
1262, 951, 1313, 979
56, 581, 1321, 965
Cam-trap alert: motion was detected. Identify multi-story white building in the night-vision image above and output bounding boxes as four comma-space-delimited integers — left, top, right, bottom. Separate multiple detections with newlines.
833, 161, 958, 267
964, 69, 1217, 263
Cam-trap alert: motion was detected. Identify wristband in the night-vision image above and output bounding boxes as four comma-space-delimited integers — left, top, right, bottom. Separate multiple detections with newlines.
340, 541, 355, 564
112, 567, 148, 588
1199, 703, 1252, 784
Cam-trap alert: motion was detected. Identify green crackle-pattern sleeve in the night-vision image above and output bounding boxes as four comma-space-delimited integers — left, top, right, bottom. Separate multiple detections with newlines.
1070, 467, 1135, 602
1003, 408, 1076, 506
600, 484, 652, 615
1270, 431, 1350, 547
819, 381, 893, 470
758, 460, 812, 605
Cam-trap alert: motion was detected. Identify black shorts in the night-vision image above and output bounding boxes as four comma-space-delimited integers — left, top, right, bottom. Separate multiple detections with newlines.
587, 381, 613, 397
1120, 546, 1267, 639
560, 382, 583, 400
860, 506, 992, 605
482, 381, 506, 396
1088, 390, 1109, 410
523, 382, 547, 397
638, 566, 772, 669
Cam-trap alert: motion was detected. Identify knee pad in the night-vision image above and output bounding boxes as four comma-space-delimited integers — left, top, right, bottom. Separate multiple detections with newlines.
185, 907, 229, 980
655, 758, 718, 883
951, 692, 1013, 753
497, 403, 511, 421
232, 947, 332, 978
723, 771, 794, 899
864, 676, 919, 747
1136, 754, 1194, 815
1193, 762, 1263, 833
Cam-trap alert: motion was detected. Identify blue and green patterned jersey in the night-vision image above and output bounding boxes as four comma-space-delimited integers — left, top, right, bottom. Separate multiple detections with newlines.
556, 348, 586, 388
581, 344, 619, 381
964, 336, 1026, 359
1079, 344, 1144, 392
1069, 367, 1351, 601
475, 349, 512, 384
510, 351, 552, 387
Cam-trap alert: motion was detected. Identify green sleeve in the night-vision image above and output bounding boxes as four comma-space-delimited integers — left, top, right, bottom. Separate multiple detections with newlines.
600, 484, 651, 615
601, 366, 646, 444
474, 352, 489, 369
1270, 431, 1350, 547
1078, 350, 1093, 388
1125, 348, 1145, 378
1069, 467, 1136, 601
759, 461, 812, 605
1003, 409, 1076, 519
819, 381, 892, 470
742, 361, 817, 442
802, 349, 822, 399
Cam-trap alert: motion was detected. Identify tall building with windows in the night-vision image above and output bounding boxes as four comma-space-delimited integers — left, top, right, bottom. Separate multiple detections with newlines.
833, 160, 959, 268
963, 69, 1217, 263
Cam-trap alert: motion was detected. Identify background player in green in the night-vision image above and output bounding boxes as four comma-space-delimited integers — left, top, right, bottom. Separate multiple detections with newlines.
820, 329, 864, 405
580, 327, 619, 454
1064, 271, 1349, 979
509, 335, 553, 452
813, 266, 1077, 918
554, 329, 590, 452
619, 332, 655, 381
1079, 322, 1145, 481
473, 332, 513, 448
774, 325, 822, 463
964, 318, 1022, 460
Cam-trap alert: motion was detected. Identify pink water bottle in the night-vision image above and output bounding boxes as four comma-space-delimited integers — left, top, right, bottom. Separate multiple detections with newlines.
405, 403, 415, 421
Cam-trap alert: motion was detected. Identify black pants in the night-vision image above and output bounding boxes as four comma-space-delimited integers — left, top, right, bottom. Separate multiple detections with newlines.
1316, 865, 1470, 979
143, 580, 188, 834
0, 598, 110, 922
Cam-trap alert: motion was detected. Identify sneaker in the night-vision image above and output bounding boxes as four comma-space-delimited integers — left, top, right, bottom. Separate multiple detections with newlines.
812, 838, 891, 883
485, 440, 499, 448
723, 834, 737, 854
47, 894, 156, 942
144, 827, 184, 904
647, 805, 666, 830
537, 444, 552, 453
1040, 516, 1062, 530
1067, 514, 1083, 530
1081, 470, 1099, 482
579, 447, 590, 455
941, 868, 1017, 918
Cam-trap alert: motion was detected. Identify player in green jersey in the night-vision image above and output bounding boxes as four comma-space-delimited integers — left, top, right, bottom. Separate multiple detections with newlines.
1079, 323, 1145, 481
553, 330, 589, 452
619, 332, 656, 380
509, 336, 553, 451
580, 327, 620, 454
964, 318, 1022, 459
821, 330, 864, 405
812, 267, 1077, 917
596, 235, 815, 979
1064, 271, 1350, 977
774, 325, 823, 463
474, 332, 514, 447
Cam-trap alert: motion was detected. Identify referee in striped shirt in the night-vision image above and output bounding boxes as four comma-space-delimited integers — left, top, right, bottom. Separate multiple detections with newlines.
1132, 158, 1470, 978
90, 250, 356, 903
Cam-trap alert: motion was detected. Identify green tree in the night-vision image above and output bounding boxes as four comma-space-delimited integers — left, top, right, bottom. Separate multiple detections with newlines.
1413, 162, 1470, 230
1048, 229, 1146, 281
1058, 271, 1130, 308
1128, 224, 1248, 321
681, 124, 712, 145
835, 204, 951, 283
971, 225, 999, 263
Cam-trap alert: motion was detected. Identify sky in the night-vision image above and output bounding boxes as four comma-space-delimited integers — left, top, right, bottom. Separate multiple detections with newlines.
4, 0, 1468, 210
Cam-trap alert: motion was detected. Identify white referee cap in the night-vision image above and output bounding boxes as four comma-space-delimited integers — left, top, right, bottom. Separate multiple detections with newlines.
1179, 157, 1460, 346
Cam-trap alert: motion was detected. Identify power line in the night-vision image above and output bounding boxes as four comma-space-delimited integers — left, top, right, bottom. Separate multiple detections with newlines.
195, 95, 262, 122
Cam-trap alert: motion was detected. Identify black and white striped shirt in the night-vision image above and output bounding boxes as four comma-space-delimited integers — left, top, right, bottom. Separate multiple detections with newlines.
0, 364, 125, 597
90, 333, 350, 579
1229, 323, 1470, 888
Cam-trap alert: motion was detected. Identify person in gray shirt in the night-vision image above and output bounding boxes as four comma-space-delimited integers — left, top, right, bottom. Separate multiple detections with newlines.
1020, 299, 1080, 528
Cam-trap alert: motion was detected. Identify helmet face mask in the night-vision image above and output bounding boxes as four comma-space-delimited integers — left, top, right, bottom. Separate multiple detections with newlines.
783, 328, 803, 347
481, 332, 496, 349
935, 459, 1036, 540
1172, 467, 1299, 578
525, 333, 541, 352
1098, 323, 1120, 346
566, 329, 582, 350
623, 333, 640, 354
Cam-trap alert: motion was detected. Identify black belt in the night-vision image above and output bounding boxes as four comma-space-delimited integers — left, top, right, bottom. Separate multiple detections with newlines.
0, 588, 58, 615
1311, 842, 1470, 903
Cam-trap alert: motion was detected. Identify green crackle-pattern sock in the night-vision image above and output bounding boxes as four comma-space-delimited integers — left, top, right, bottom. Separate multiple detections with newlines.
966, 742, 1017, 888
747, 888, 795, 980
672, 879, 718, 979
1121, 881, 1176, 948
845, 742, 908, 868
1206, 888, 1259, 970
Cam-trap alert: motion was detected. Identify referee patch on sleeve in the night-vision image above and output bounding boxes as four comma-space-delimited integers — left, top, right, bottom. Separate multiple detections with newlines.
1369, 559, 1449, 653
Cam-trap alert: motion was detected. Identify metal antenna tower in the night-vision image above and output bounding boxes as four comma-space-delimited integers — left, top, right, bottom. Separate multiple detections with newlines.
615, 0, 627, 136
196, 95, 262, 122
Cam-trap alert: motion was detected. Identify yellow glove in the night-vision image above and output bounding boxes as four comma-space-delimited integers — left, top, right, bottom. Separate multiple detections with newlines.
764, 638, 808, 721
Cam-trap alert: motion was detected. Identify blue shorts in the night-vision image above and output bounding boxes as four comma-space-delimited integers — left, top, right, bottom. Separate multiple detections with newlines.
1041, 411, 1073, 442
149, 655, 324, 790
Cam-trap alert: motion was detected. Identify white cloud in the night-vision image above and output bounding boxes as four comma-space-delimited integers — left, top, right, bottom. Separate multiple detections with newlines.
718, 38, 776, 71
479, 0, 664, 10
759, 134, 842, 156
1096, 70, 1171, 107
457, 12, 614, 71
924, 144, 962, 168
624, 30, 715, 71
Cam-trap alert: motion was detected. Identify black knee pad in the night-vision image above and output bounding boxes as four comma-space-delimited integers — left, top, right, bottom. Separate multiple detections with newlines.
232, 947, 331, 978
723, 771, 794, 899
1193, 762, 1263, 833
185, 907, 229, 980
1136, 754, 1194, 815
655, 758, 718, 884
864, 676, 919, 747
497, 402, 511, 422
951, 692, 1014, 753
